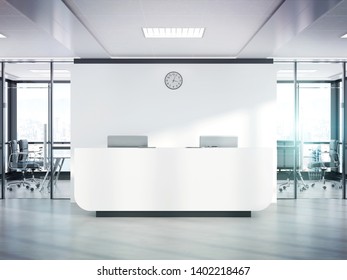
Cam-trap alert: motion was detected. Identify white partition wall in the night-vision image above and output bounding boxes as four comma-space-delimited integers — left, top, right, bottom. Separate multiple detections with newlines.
71, 61, 277, 207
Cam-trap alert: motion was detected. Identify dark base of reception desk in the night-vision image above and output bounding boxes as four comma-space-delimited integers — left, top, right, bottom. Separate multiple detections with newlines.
96, 211, 252, 217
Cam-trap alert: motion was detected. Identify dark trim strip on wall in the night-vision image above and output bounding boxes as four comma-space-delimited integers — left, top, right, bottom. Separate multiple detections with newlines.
74, 58, 273, 64
14, 80, 71, 84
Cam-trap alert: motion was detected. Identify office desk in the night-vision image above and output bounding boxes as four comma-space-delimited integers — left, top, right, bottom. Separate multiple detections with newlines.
74, 147, 274, 215
39, 156, 69, 192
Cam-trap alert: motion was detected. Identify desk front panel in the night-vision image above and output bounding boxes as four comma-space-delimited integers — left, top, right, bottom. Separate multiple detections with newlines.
74, 148, 273, 211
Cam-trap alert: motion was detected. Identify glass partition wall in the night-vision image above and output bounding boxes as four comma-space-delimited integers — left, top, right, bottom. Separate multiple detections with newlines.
0, 61, 71, 200
276, 63, 296, 198
276, 61, 346, 199
2, 60, 346, 200
52, 63, 71, 199
0, 63, 4, 200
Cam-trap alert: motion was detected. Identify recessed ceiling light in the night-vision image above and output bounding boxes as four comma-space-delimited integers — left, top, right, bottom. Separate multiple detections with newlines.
341, 33, 347, 38
0, 33, 7, 39
142, 28, 205, 38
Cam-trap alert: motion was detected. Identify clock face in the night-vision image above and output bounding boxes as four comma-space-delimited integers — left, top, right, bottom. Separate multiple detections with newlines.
165, 71, 183, 90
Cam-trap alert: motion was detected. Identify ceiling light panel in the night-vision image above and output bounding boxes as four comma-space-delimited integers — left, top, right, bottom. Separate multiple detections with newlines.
143, 28, 205, 38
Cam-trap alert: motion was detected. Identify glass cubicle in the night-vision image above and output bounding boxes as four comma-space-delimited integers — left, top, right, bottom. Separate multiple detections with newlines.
276, 62, 345, 199
0, 61, 72, 199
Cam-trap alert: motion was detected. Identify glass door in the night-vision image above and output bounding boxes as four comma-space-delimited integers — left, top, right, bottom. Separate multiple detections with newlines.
1, 61, 72, 200
52, 62, 71, 199
5, 62, 51, 198
297, 62, 343, 198
276, 61, 345, 199
276, 63, 296, 198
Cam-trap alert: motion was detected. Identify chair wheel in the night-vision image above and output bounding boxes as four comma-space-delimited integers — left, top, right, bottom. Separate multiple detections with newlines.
283, 186, 286, 190
7, 187, 12, 191
17, 184, 21, 188
323, 186, 327, 190
35, 183, 40, 188
311, 183, 315, 187
30, 188, 34, 192
26, 185, 29, 189
332, 184, 335, 188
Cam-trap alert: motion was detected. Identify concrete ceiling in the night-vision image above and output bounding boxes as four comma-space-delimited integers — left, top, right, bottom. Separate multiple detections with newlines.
1, 0, 347, 80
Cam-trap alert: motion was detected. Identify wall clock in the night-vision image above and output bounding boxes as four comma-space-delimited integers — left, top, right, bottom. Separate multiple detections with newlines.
164, 71, 183, 90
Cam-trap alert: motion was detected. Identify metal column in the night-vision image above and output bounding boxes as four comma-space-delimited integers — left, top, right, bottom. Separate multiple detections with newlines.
49, 61, 53, 199
343, 62, 346, 199
294, 62, 299, 199
1, 62, 5, 199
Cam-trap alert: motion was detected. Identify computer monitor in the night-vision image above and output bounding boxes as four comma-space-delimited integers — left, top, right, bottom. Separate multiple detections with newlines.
199, 136, 238, 148
107, 135, 148, 148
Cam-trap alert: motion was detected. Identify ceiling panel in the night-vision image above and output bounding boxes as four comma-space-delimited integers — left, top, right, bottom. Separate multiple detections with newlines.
0, 0, 20, 15
238, 0, 344, 58
274, 0, 347, 58
64, 0, 284, 57
1, 0, 109, 58
0, 0, 347, 59
67, 0, 143, 16
0, 1, 74, 58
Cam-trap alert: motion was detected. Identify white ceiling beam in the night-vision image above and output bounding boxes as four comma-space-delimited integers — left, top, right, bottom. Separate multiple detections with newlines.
5, 0, 109, 58
238, 0, 343, 58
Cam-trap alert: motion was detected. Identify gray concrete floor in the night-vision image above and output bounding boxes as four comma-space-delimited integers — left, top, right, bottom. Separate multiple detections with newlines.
277, 179, 343, 198
5, 180, 70, 199
0, 198, 346, 260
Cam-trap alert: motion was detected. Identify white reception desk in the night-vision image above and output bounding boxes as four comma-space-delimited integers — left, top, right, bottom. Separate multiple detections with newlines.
74, 147, 273, 216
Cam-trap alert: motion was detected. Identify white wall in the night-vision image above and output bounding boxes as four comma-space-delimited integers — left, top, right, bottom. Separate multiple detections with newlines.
71, 63, 277, 201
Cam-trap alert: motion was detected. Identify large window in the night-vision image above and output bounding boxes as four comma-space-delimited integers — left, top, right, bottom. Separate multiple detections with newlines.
276, 82, 296, 199
299, 83, 331, 142
16, 82, 71, 143
277, 83, 294, 140
53, 83, 71, 142
17, 83, 48, 142
53, 83, 71, 182
299, 83, 331, 173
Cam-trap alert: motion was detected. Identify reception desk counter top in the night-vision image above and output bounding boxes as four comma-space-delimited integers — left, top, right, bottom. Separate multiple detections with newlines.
74, 147, 274, 213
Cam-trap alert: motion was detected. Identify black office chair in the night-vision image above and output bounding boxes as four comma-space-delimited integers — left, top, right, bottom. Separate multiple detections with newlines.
277, 140, 308, 192
18, 139, 43, 189
7, 140, 34, 191
308, 140, 341, 190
